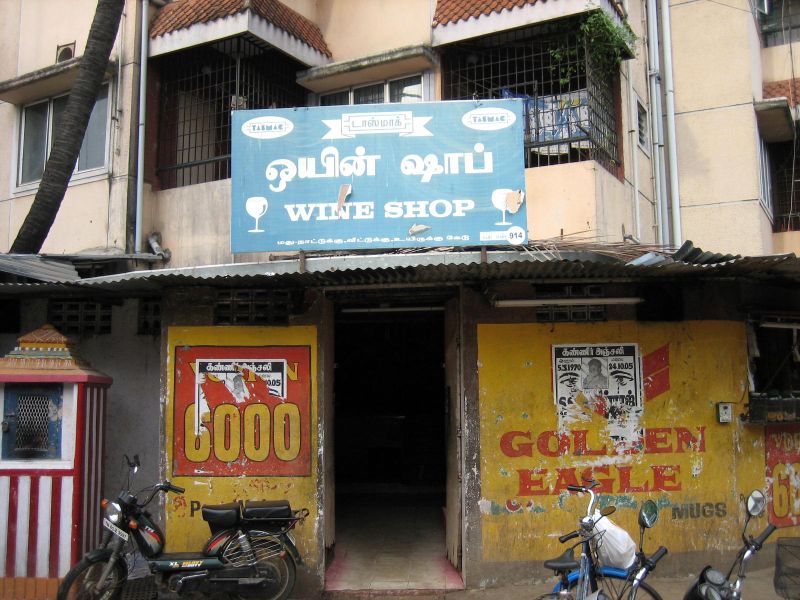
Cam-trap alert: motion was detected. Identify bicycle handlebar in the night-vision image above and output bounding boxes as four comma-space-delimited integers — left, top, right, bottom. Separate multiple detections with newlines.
646, 546, 668, 570
559, 531, 579, 543
567, 481, 599, 494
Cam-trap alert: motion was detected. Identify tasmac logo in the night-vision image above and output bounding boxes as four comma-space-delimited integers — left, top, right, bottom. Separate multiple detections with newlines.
461, 107, 516, 131
241, 116, 294, 139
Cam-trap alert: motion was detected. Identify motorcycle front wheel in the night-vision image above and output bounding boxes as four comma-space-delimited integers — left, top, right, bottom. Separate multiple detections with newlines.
232, 553, 296, 600
567, 574, 663, 600
57, 555, 126, 600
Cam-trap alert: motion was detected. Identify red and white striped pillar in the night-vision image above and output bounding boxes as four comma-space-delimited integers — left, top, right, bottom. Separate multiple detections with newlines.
0, 326, 111, 589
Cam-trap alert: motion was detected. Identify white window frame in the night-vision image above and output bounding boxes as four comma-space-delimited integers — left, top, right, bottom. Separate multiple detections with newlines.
319, 73, 427, 106
15, 83, 111, 193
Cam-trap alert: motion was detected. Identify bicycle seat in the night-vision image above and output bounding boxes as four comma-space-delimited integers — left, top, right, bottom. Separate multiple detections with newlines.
544, 547, 579, 572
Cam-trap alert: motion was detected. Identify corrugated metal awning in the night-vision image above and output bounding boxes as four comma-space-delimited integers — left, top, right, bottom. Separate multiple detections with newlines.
0, 254, 80, 283
68, 245, 800, 292
1, 242, 797, 295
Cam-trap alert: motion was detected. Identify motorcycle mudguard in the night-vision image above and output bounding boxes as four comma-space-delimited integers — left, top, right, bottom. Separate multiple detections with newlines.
85, 548, 113, 562
552, 565, 629, 592
79, 548, 129, 579
204, 529, 236, 557
281, 535, 303, 566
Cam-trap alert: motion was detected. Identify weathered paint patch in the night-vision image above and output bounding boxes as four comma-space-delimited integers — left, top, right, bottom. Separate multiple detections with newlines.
164, 326, 319, 568
766, 424, 800, 526
690, 455, 703, 477
477, 321, 777, 562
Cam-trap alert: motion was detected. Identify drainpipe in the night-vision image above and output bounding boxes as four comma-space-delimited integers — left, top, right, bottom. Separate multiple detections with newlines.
135, 0, 149, 253
646, 0, 669, 244
660, 0, 683, 246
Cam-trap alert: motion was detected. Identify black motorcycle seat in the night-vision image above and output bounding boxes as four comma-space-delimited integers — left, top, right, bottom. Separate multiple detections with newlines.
243, 499, 292, 520
202, 501, 242, 528
544, 547, 579, 572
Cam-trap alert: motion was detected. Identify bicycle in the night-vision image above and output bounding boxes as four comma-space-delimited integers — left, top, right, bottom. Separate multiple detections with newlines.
537, 480, 668, 600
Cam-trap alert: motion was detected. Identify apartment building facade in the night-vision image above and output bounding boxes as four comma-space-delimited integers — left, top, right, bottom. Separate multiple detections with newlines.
0, 0, 798, 596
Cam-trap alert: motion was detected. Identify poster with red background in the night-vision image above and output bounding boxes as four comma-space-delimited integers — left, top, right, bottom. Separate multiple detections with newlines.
173, 345, 311, 476
766, 423, 800, 526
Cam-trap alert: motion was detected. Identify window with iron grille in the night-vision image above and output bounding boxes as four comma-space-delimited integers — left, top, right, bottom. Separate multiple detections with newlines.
48, 299, 113, 335
138, 298, 161, 335
761, 0, 800, 47
156, 36, 307, 189
440, 17, 619, 173
215, 289, 298, 325
765, 131, 800, 231
15, 395, 50, 452
2, 384, 62, 460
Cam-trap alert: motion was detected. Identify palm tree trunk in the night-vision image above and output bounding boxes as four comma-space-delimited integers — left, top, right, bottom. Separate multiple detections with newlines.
10, 0, 126, 254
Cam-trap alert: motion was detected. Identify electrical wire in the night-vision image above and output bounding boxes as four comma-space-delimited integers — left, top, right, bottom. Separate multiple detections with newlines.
784, 0, 799, 229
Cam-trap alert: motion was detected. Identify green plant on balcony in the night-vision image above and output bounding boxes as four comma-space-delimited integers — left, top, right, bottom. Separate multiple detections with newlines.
580, 10, 637, 76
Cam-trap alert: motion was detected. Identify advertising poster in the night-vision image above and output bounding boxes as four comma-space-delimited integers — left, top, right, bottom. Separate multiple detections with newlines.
231, 99, 527, 252
552, 343, 643, 448
173, 345, 311, 477
766, 423, 800, 526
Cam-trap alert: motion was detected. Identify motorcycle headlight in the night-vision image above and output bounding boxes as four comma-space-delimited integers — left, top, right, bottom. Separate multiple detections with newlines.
699, 583, 723, 600
104, 501, 123, 524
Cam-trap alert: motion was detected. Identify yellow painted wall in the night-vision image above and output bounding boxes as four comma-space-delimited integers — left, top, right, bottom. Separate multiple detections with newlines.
164, 326, 319, 568
477, 321, 777, 562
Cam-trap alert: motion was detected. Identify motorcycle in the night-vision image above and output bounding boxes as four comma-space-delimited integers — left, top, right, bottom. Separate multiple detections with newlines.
683, 490, 777, 600
57, 454, 309, 600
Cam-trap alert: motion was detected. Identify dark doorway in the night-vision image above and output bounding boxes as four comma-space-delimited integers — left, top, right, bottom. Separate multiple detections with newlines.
329, 307, 460, 591
334, 308, 445, 495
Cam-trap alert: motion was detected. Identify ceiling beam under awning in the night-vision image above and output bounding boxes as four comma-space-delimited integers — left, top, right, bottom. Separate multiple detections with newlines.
755, 96, 795, 143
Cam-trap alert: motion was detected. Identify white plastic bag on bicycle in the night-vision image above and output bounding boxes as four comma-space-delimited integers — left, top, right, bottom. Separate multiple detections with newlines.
592, 510, 636, 569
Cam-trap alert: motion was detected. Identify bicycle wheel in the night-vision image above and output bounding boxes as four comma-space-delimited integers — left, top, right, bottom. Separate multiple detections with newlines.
567, 573, 663, 600
57, 554, 126, 600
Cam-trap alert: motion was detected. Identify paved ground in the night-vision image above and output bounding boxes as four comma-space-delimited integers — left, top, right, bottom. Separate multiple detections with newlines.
322, 567, 786, 600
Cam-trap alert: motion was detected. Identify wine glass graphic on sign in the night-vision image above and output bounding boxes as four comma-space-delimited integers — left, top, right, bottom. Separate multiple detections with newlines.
245, 196, 268, 232
491, 189, 513, 225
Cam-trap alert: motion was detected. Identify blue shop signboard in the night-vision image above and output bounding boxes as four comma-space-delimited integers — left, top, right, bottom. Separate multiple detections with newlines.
231, 99, 526, 253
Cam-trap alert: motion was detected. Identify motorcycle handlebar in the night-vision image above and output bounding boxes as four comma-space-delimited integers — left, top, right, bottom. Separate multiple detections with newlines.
161, 481, 185, 494
753, 523, 777, 548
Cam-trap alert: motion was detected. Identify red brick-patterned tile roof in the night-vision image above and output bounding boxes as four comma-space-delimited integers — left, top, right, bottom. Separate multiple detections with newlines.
433, 0, 541, 26
150, 0, 331, 58
764, 79, 799, 107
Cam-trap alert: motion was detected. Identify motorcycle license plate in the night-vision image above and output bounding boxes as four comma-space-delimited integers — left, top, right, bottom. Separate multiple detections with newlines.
103, 518, 129, 541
